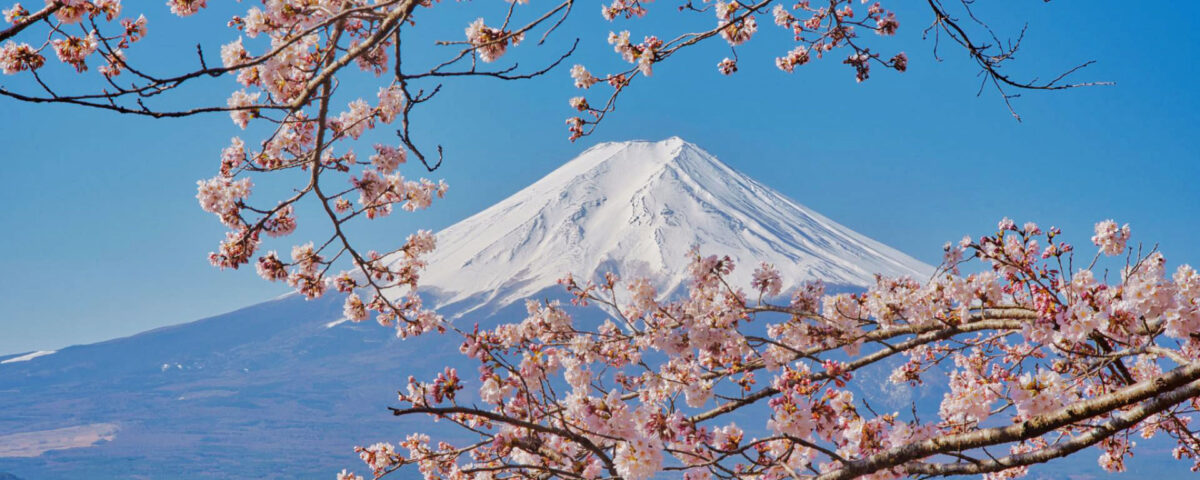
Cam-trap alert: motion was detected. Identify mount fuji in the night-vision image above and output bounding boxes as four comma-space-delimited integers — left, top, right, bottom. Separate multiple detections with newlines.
415, 137, 931, 315
0, 138, 937, 478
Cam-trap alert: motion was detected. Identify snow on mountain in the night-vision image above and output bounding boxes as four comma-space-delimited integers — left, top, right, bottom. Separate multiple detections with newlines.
0, 351, 54, 365
416, 137, 932, 314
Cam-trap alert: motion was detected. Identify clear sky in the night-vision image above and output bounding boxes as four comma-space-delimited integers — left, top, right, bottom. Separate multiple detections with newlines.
0, 1, 1196, 355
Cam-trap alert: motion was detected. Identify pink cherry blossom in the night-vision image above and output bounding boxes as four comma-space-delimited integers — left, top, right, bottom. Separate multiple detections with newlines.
570, 64, 600, 88
226, 90, 259, 129
0, 41, 43, 74
167, 0, 206, 17
465, 18, 521, 63
1092, 219, 1130, 256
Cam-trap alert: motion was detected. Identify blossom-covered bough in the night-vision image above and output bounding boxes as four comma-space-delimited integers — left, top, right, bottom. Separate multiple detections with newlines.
2, 0, 1102, 334
353, 220, 1200, 480
1, 0, 581, 332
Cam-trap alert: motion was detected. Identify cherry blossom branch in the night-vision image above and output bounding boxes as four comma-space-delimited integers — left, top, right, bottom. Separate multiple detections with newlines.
0, 3, 59, 42
825, 365, 1200, 479
366, 220, 1200, 480
904, 380, 1200, 476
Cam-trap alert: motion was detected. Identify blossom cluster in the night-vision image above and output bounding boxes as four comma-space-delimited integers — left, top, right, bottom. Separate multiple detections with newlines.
564, 0, 909, 140
1, 0, 144, 76
465, 18, 523, 63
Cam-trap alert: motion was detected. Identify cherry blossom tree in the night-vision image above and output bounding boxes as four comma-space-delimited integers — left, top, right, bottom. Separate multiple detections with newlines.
348, 220, 1200, 480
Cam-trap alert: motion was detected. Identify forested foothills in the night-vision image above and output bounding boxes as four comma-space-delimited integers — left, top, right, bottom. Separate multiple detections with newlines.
2, 1, 1198, 480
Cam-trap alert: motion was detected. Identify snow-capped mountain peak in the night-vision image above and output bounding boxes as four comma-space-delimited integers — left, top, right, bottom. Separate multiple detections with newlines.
413, 137, 933, 314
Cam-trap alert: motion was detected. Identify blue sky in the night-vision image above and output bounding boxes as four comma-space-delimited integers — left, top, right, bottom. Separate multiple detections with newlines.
0, 1, 1197, 355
